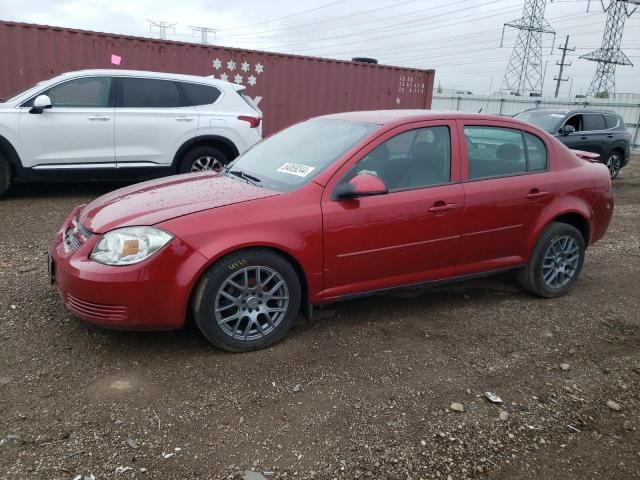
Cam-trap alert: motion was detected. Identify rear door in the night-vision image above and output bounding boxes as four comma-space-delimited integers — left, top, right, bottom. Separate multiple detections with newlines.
458, 121, 554, 275
580, 113, 608, 156
114, 77, 198, 167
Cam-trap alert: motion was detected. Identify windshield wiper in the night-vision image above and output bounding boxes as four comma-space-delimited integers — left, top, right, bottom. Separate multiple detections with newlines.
227, 169, 261, 186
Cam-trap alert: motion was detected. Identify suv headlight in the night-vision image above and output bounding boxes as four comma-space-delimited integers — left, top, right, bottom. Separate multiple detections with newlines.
90, 227, 174, 266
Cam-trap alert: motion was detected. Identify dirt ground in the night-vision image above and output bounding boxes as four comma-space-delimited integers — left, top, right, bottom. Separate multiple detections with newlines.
1, 154, 639, 480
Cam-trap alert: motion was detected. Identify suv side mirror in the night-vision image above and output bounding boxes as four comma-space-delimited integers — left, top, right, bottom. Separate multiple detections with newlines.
30, 94, 52, 114
334, 173, 388, 200
560, 124, 575, 135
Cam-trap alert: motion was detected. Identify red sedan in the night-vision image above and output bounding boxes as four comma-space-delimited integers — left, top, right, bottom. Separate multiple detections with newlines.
50, 110, 613, 352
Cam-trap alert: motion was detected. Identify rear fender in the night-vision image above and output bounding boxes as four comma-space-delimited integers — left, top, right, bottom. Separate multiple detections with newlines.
528, 198, 592, 254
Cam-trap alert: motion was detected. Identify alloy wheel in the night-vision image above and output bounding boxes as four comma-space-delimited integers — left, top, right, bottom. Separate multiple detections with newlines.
191, 156, 223, 172
605, 153, 621, 178
542, 235, 580, 289
214, 266, 290, 341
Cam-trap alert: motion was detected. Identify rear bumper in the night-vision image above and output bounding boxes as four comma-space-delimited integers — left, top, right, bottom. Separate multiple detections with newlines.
50, 208, 208, 330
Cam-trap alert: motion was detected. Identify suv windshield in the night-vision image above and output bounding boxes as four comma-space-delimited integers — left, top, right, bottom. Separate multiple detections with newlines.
226, 118, 378, 192
514, 110, 566, 132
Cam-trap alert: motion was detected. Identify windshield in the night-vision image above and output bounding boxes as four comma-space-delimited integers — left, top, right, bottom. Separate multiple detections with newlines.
226, 118, 378, 192
514, 110, 565, 132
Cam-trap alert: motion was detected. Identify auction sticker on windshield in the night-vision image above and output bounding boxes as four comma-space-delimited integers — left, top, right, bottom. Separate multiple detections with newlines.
276, 162, 316, 177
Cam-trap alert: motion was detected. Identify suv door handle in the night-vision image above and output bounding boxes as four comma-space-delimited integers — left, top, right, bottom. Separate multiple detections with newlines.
87, 115, 110, 121
580, 136, 588, 140
607, 134, 614, 138
175, 116, 195, 122
525, 189, 549, 200
428, 201, 457, 213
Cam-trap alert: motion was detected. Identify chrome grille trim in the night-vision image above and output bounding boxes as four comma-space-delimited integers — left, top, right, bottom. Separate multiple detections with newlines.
64, 218, 93, 251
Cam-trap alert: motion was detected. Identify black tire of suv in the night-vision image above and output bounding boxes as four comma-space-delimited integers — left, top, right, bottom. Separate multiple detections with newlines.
191, 249, 302, 352
179, 146, 229, 174
605, 150, 623, 179
0, 155, 10, 198
516, 222, 586, 298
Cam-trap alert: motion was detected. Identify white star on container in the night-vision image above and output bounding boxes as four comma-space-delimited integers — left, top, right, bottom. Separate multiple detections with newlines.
234, 74, 243, 84
227, 60, 236, 71
212, 58, 222, 70
255, 63, 264, 74
241, 61, 250, 72
247, 75, 257, 86
220, 72, 229, 82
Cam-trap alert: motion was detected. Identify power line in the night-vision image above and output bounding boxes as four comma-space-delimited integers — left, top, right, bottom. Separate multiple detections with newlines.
147, 19, 176, 40
554, 34, 575, 96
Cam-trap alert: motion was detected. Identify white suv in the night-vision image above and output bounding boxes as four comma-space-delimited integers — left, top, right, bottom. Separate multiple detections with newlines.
0, 69, 263, 196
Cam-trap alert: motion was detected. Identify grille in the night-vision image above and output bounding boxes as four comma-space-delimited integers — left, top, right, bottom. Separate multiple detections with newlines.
65, 293, 128, 321
64, 219, 92, 251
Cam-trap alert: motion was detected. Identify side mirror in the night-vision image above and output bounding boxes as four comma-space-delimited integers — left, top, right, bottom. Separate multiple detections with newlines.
560, 124, 575, 135
29, 94, 52, 114
334, 173, 388, 200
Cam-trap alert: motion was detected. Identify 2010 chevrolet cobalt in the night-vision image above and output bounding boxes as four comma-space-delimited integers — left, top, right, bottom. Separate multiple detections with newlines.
50, 110, 613, 352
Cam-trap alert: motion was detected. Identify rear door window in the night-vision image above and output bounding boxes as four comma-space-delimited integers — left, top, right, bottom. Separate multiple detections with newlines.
119, 78, 181, 108
464, 126, 526, 179
582, 114, 606, 131
523, 132, 547, 171
180, 82, 221, 106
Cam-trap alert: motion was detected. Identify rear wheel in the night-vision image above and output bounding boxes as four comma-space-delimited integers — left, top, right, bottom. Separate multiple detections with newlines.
605, 151, 622, 179
517, 222, 585, 298
0, 155, 10, 198
192, 249, 302, 352
179, 146, 229, 174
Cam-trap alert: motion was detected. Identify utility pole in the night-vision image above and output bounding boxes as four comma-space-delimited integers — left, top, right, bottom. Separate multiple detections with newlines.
189, 26, 219, 44
553, 35, 574, 98
500, 0, 556, 95
147, 19, 177, 40
580, 0, 639, 97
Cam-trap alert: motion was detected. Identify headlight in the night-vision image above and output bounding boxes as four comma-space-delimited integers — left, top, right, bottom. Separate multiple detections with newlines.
90, 227, 174, 265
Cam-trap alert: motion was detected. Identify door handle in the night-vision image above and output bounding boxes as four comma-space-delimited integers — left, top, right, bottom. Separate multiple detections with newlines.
525, 190, 549, 200
607, 134, 614, 138
87, 115, 110, 121
428, 202, 457, 213
580, 136, 588, 140
175, 116, 195, 122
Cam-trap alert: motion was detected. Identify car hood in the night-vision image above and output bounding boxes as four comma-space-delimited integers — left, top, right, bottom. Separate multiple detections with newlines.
79, 172, 280, 233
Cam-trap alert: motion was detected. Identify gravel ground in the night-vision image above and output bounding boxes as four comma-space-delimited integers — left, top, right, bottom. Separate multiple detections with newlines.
1, 155, 639, 480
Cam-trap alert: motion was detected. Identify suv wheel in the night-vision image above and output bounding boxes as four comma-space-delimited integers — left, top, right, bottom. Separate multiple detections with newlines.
192, 249, 302, 352
179, 146, 229, 174
516, 222, 585, 298
0, 156, 11, 198
605, 151, 622, 179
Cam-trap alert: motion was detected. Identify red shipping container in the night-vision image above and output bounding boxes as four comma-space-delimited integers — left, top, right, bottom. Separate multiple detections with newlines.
0, 20, 434, 135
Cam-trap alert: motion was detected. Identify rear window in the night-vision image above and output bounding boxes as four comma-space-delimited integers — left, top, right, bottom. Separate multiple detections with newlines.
120, 78, 181, 108
604, 114, 619, 129
180, 82, 221, 106
582, 114, 606, 131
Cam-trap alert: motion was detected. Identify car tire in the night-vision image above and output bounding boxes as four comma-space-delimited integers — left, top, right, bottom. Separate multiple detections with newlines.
604, 150, 623, 179
179, 146, 229, 174
516, 222, 585, 298
0, 155, 11, 198
192, 249, 302, 352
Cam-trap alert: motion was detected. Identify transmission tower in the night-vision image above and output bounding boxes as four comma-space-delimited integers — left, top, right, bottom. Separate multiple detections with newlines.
190, 26, 219, 44
147, 19, 177, 40
500, 0, 555, 95
580, 1, 639, 98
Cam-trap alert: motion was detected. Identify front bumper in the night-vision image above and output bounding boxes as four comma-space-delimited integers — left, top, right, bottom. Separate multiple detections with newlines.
50, 207, 209, 330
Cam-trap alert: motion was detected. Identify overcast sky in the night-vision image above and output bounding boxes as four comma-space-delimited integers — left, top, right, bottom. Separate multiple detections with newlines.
1, 0, 639, 95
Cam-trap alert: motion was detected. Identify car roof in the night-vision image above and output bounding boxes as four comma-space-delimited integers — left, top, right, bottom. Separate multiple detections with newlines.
319, 109, 511, 125
58, 69, 241, 90
519, 107, 618, 115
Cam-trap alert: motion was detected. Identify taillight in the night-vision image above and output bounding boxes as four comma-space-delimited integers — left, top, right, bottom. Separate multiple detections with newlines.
238, 115, 261, 128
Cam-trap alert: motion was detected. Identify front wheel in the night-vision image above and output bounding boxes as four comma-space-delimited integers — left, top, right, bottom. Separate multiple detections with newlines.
517, 222, 586, 298
605, 151, 622, 179
179, 146, 229, 174
192, 249, 302, 352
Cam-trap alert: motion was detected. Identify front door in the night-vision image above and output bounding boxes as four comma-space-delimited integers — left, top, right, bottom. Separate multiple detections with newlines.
321, 121, 464, 299
18, 76, 115, 168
